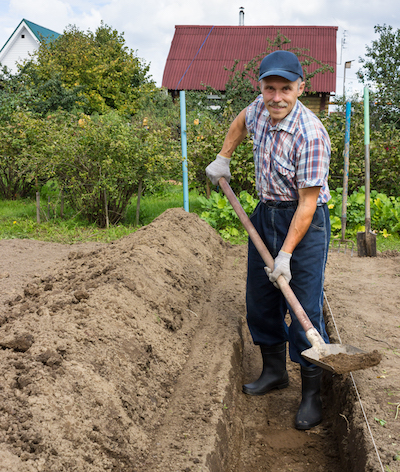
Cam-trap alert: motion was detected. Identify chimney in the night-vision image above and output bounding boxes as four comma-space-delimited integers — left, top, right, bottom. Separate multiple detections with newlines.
239, 7, 244, 26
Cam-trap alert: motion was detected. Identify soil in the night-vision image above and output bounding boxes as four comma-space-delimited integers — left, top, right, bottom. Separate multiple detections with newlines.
0, 208, 399, 472
318, 350, 383, 375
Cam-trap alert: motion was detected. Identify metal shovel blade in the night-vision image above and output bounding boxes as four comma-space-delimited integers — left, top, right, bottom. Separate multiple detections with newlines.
302, 344, 372, 373
357, 230, 377, 257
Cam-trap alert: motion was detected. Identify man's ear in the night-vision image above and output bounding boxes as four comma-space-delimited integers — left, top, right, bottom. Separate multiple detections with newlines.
298, 81, 305, 97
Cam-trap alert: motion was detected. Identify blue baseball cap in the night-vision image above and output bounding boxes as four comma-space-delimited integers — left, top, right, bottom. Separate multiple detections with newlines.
258, 50, 303, 82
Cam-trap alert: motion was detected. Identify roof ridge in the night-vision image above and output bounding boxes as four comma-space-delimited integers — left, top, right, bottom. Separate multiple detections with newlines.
0, 19, 60, 55
23, 19, 60, 40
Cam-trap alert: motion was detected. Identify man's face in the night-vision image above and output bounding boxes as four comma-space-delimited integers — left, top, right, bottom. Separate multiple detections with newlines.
260, 76, 305, 125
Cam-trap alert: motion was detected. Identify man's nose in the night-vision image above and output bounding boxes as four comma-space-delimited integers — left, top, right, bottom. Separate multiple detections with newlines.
272, 90, 283, 102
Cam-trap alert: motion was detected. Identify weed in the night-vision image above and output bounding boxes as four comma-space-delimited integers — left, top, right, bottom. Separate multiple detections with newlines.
388, 403, 400, 420
375, 417, 387, 427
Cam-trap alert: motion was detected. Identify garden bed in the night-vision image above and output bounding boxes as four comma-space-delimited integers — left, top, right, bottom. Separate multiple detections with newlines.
0, 209, 398, 471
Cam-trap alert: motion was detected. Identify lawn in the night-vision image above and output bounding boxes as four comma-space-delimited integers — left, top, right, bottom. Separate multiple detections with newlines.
0, 183, 399, 252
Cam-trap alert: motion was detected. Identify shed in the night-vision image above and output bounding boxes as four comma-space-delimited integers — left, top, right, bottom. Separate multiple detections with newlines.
162, 25, 338, 113
0, 19, 60, 73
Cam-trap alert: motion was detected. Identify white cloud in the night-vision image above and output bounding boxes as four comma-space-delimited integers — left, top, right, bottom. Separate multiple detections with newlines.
9, 0, 73, 33
1, 0, 400, 91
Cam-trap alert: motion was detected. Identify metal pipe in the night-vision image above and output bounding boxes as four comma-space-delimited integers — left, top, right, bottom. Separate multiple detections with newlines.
180, 91, 189, 212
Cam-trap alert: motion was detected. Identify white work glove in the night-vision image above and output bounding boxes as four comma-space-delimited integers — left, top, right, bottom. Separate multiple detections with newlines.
265, 250, 292, 288
205, 154, 231, 186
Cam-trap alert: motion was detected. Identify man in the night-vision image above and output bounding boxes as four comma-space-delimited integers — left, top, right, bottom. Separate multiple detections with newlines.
206, 50, 331, 430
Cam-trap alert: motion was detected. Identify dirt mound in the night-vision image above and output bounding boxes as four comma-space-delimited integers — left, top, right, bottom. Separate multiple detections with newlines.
0, 209, 236, 471
0, 208, 399, 472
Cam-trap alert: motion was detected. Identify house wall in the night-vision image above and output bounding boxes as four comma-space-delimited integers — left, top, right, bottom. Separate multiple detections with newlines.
300, 94, 329, 114
0, 26, 38, 73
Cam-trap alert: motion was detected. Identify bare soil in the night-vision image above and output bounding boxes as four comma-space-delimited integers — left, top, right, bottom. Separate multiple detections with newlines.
0, 208, 399, 472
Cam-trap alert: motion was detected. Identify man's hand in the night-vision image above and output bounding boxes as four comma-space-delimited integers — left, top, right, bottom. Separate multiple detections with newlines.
265, 250, 292, 288
205, 154, 231, 186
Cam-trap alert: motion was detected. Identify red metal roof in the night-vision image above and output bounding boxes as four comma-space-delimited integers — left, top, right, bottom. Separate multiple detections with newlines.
162, 25, 337, 93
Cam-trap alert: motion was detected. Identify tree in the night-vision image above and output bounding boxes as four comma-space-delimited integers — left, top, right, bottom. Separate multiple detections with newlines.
46, 111, 181, 227
0, 110, 55, 199
20, 22, 155, 116
357, 24, 400, 127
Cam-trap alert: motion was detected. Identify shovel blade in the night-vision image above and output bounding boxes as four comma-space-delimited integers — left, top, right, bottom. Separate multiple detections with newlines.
302, 344, 368, 372
357, 231, 377, 257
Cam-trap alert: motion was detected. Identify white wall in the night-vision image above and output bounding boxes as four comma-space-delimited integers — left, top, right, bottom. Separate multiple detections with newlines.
0, 25, 38, 73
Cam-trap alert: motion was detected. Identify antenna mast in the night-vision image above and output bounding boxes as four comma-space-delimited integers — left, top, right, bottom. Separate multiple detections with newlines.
339, 30, 347, 65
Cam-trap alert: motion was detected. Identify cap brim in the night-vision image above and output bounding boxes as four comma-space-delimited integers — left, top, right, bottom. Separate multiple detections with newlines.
259, 70, 302, 82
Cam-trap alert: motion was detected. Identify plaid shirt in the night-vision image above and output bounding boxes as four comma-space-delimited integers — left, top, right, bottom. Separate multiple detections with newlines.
245, 95, 331, 204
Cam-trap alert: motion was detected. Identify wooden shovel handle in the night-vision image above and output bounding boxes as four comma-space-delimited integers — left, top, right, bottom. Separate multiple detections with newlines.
218, 177, 314, 333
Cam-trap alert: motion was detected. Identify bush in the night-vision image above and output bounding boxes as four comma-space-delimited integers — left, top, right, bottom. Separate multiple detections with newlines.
198, 190, 257, 241
0, 111, 55, 199
329, 187, 400, 237
50, 111, 181, 227
322, 100, 400, 197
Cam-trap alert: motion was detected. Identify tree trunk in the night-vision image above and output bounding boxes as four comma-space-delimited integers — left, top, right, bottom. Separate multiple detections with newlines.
104, 189, 109, 229
36, 192, 40, 224
135, 179, 143, 227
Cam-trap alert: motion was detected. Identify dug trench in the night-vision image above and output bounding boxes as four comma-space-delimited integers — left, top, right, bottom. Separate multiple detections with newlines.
0, 208, 399, 472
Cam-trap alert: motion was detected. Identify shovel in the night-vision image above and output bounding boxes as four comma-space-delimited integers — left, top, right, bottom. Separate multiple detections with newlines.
357, 87, 377, 257
218, 177, 381, 374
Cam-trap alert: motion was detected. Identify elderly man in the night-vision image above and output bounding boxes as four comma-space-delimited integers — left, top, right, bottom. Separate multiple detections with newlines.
206, 50, 331, 430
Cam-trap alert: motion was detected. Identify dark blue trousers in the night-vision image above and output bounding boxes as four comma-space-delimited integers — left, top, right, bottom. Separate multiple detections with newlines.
246, 201, 331, 367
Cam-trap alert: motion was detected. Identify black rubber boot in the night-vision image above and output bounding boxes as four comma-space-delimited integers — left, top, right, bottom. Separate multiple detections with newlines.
295, 365, 323, 430
242, 342, 289, 396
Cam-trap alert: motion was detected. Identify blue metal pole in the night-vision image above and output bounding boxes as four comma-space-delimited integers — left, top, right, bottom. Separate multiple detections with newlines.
180, 91, 189, 212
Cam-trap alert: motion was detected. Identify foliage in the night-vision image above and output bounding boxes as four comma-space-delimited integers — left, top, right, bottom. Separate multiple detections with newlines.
197, 186, 400, 249
328, 187, 400, 238
0, 111, 55, 199
0, 66, 34, 116
47, 111, 180, 227
185, 113, 255, 196
20, 22, 155, 116
186, 92, 400, 203
137, 88, 180, 127
0, 183, 205, 243
198, 190, 257, 241
322, 98, 400, 196
357, 24, 400, 128
0, 108, 181, 226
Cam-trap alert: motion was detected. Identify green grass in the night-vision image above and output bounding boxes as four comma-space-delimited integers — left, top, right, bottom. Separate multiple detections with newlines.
1, 184, 399, 253
0, 184, 204, 244
330, 233, 400, 253
126, 184, 203, 227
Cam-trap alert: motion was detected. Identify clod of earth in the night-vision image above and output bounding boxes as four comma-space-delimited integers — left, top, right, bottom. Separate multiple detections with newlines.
319, 349, 382, 374
0, 333, 35, 352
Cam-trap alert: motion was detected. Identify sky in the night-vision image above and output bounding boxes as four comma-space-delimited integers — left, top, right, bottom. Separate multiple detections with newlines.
1, 0, 400, 98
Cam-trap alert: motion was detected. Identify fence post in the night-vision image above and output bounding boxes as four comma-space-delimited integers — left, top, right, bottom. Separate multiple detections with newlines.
36, 192, 40, 224
60, 190, 64, 218
104, 189, 109, 229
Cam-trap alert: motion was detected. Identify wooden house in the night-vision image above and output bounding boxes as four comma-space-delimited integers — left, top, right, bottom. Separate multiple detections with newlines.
162, 25, 338, 113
